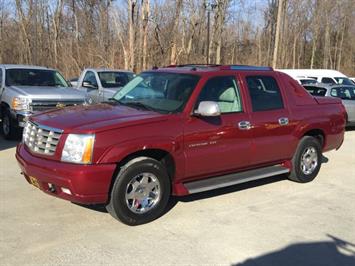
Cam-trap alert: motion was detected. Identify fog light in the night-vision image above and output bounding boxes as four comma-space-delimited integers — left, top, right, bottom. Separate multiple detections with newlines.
48, 183, 56, 193
61, 187, 72, 195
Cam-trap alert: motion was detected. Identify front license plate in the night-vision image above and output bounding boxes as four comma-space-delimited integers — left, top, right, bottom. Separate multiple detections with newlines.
29, 176, 40, 189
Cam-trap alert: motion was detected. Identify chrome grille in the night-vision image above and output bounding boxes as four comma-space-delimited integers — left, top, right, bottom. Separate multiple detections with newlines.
23, 122, 63, 156
30, 100, 84, 112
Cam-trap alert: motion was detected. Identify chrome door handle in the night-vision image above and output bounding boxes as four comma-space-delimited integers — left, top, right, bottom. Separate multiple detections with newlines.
278, 117, 289, 126
238, 121, 251, 130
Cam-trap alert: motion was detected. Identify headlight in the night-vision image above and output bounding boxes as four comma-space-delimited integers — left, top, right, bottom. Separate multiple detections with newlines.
61, 134, 95, 164
12, 97, 31, 111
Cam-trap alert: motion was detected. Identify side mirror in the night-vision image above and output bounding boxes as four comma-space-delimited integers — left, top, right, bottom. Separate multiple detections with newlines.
83, 81, 98, 89
194, 101, 221, 117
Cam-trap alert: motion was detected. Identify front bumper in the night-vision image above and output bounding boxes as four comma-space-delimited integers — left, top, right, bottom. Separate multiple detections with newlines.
16, 143, 116, 204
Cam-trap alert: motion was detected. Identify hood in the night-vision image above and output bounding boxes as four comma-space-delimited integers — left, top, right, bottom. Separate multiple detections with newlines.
30, 103, 167, 133
9, 86, 86, 100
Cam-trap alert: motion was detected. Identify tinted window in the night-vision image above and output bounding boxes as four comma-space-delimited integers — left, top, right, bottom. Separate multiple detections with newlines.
246, 76, 284, 111
304, 86, 327, 96
321, 77, 335, 84
334, 77, 353, 86
82, 71, 98, 88
330, 87, 355, 100
196, 76, 242, 113
98, 72, 132, 88
5, 68, 68, 87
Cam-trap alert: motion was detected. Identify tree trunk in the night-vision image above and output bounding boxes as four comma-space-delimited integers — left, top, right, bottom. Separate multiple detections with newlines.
170, 0, 183, 65
272, 0, 283, 69
141, 0, 149, 70
128, 0, 137, 71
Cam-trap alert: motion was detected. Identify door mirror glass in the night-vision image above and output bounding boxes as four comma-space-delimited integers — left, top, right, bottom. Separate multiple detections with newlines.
195, 101, 221, 117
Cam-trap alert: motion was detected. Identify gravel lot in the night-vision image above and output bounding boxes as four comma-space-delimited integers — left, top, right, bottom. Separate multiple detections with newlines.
1, 131, 355, 266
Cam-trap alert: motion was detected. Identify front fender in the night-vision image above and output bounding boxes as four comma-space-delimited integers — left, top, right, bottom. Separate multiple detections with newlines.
97, 136, 181, 164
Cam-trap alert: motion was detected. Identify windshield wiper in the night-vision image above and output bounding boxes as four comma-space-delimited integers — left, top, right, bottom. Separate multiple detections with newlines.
109, 98, 170, 113
118, 100, 158, 112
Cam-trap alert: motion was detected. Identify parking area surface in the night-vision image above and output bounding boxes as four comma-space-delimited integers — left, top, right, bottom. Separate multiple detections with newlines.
1, 131, 355, 266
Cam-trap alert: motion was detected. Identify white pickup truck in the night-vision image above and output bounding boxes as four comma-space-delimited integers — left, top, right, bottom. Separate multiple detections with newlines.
75, 68, 134, 104
0, 64, 87, 139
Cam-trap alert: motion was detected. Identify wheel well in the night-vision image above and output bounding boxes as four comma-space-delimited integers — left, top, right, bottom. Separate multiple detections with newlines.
106, 149, 176, 204
0, 102, 10, 118
117, 149, 175, 180
303, 129, 325, 147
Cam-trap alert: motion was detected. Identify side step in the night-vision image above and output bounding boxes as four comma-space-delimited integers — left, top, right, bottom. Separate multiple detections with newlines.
184, 164, 290, 194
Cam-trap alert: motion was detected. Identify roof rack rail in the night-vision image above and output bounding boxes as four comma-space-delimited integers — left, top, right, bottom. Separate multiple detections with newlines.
166, 64, 222, 68
221, 65, 273, 71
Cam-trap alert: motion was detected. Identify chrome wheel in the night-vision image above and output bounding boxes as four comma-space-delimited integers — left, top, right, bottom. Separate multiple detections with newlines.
2, 115, 10, 136
300, 147, 318, 175
125, 172, 161, 214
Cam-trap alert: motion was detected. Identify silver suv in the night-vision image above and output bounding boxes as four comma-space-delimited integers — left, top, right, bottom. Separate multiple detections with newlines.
0, 64, 87, 139
303, 83, 355, 126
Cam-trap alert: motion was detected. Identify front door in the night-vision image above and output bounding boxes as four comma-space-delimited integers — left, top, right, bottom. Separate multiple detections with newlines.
184, 75, 252, 180
81, 71, 100, 103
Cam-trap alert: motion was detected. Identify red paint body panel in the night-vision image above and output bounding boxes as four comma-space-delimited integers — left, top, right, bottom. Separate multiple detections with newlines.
15, 67, 346, 203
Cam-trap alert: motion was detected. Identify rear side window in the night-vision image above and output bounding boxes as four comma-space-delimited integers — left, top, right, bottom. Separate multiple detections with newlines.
321, 77, 335, 84
246, 76, 284, 112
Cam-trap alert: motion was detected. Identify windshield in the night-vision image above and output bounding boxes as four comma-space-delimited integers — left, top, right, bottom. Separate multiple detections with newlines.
113, 72, 200, 113
334, 77, 354, 86
98, 71, 134, 88
330, 86, 355, 100
5, 68, 69, 87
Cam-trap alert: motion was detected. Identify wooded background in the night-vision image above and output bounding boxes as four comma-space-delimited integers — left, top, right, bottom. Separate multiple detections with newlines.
0, 0, 354, 79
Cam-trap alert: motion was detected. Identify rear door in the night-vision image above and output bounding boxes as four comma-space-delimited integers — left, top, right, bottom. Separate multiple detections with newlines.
240, 73, 297, 165
184, 75, 252, 179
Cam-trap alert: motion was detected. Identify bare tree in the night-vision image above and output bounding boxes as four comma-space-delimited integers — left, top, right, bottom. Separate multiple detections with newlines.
272, 0, 284, 68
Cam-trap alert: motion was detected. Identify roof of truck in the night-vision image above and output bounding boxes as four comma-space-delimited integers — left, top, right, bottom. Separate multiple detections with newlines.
84, 68, 134, 73
0, 64, 56, 71
148, 64, 274, 74
277, 69, 347, 77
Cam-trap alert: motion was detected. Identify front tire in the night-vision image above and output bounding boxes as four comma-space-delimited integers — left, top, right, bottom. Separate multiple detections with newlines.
106, 157, 171, 225
2, 109, 19, 140
288, 136, 322, 183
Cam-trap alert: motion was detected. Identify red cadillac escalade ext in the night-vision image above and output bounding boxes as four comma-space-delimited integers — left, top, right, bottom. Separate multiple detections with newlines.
16, 65, 346, 225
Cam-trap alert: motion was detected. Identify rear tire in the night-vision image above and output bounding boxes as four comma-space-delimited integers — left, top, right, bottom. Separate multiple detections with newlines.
106, 157, 171, 226
288, 136, 322, 183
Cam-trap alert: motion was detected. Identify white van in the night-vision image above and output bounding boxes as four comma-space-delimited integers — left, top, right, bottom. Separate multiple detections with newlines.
277, 69, 354, 86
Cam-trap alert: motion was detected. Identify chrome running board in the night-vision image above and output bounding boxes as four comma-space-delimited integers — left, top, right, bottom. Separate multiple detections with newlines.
184, 164, 290, 194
